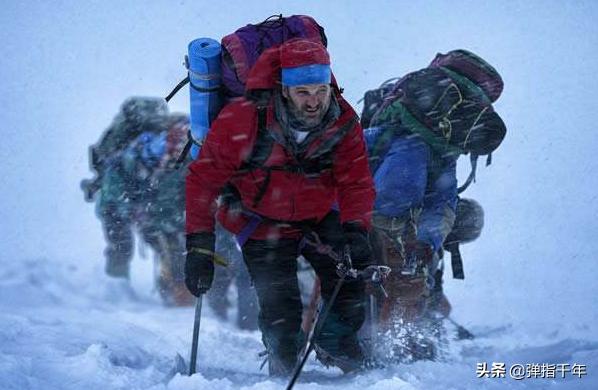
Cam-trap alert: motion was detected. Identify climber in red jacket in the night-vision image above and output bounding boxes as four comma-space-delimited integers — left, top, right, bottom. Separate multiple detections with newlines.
185, 38, 375, 376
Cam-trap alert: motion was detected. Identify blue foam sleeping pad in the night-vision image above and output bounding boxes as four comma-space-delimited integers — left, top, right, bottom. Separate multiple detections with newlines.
187, 38, 222, 159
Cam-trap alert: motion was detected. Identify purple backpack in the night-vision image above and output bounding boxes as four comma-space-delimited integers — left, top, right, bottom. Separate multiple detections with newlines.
220, 14, 327, 98
166, 15, 327, 168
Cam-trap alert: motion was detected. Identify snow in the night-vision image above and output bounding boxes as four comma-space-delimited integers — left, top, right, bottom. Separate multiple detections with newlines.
2, 256, 596, 389
1, 1, 598, 389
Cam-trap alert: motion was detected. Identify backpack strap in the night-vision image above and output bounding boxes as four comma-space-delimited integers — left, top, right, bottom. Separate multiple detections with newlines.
173, 129, 196, 169
241, 106, 354, 208
308, 117, 357, 159
457, 153, 493, 194
245, 105, 274, 169
445, 241, 465, 279
457, 154, 478, 194
241, 105, 275, 208
165, 76, 190, 103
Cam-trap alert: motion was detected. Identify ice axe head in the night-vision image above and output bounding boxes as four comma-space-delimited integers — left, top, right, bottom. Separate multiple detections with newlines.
360, 265, 391, 298
163, 353, 188, 382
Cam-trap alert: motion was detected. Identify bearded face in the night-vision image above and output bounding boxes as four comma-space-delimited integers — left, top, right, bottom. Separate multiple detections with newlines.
282, 84, 332, 128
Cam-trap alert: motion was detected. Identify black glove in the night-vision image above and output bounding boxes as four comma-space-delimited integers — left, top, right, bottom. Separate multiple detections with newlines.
80, 178, 100, 202
185, 232, 216, 297
342, 222, 373, 270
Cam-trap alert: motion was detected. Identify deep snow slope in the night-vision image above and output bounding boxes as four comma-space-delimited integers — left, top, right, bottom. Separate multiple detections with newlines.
1, 256, 596, 389
1, 1, 597, 389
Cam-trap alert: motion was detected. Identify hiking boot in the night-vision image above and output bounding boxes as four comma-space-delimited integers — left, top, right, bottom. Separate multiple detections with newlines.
266, 351, 297, 377
383, 318, 446, 363
429, 292, 452, 318
313, 338, 367, 374
207, 297, 229, 320
102, 277, 137, 303
105, 257, 130, 279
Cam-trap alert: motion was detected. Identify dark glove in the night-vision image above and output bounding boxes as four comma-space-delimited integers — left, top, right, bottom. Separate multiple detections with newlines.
342, 222, 373, 270
185, 232, 216, 296
80, 178, 100, 202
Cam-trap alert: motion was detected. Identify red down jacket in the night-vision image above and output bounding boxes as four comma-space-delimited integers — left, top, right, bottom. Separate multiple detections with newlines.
186, 45, 375, 240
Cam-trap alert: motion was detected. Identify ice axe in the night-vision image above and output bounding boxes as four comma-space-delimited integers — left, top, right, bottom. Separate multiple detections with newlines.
188, 254, 228, 374
166, 294, 204, 380
286, 270, 346, 390
447, 316, 475, 340
286, 237, 390, 389
168, 254, 228, 379
188, 294, 203, 375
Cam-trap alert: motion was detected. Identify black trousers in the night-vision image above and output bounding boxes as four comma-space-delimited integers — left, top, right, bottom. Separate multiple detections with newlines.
242, 211, 365, 368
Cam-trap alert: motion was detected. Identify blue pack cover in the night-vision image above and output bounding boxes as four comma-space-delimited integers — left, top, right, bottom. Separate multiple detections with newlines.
187, 38, 222, 159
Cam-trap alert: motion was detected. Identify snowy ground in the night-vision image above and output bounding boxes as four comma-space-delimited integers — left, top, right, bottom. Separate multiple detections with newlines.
1, 1, 598, 389
1, 254, 596, 390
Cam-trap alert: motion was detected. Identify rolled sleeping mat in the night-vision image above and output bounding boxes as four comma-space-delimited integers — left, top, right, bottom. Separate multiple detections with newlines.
187, 38, 222, 159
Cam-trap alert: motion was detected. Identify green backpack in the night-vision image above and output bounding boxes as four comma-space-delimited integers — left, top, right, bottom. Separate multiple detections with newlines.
363, 49, 506, 193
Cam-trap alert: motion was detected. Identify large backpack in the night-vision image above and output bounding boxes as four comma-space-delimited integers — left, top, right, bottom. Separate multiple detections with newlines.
218, 14, 331, 178
362, 49, 506, 194
220, 14, 327, 99
165, 15, 341, 239
81, 97, 170, 202
361, 50, 504, 279
167, 14, 328, 166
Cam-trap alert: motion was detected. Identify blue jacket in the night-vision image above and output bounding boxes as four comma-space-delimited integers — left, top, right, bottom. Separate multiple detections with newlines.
365, 127, 458, 251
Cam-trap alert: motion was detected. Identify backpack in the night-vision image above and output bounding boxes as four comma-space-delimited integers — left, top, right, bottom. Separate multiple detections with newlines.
220, 14, 327, 99
217, 14, 331, 185
165, 15, 343, 241
362, 49, 506, 193
361, 50, 503, 279
360, 78, 398, 131
165, 14, 328, 166
81, 97, 170, 202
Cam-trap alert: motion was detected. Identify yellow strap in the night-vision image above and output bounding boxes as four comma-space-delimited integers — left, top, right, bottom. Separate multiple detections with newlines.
188, 247, 229, 267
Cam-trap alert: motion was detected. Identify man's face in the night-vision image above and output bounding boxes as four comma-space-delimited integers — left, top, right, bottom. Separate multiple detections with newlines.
282, 84, 332, 127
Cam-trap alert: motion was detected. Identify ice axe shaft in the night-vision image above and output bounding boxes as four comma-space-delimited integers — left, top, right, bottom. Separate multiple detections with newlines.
447, 316, 475, 340
189, 295, 203, 376
286, 276, 345, 390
